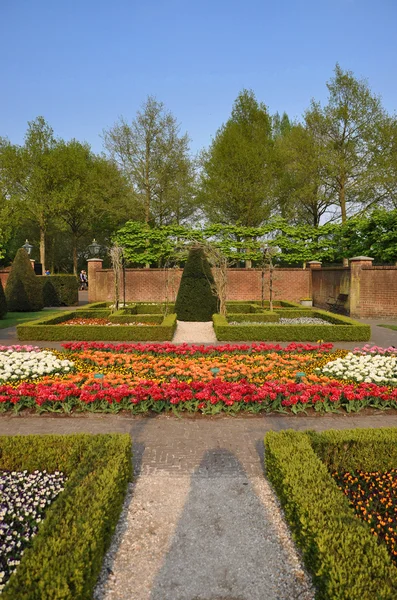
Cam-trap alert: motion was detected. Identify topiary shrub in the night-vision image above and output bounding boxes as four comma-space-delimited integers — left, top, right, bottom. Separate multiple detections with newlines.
5, 248, 44, 312
175, 247, 218, 321
0, 279, 7, 318
42, 278, 60, 307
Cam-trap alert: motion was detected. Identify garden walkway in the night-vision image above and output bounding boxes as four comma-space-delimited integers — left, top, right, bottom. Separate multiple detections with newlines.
2, 414, 397, 599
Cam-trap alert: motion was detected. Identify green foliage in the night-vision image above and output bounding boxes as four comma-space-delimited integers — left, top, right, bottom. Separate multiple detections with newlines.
0, 279, 7, 318
213, 310, 370, 341
17, 312, 177, 341
199, 89, 274, 227
103, 95, 196, 227
305, 64, 393, 223
265, 430, 397, 599
308, 429, 397, 473
227, 312, 280, 322
1, 433, 131, 600
5, 248, 43, 311
40, 275, 79, 306
175, 248, 218, 321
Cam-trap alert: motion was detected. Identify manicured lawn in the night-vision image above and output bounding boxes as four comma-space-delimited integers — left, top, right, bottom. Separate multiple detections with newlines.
0, 310, 62, 329
378, 324, 397, 331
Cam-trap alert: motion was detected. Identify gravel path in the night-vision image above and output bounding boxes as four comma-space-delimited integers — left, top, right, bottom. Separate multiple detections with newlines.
93, 419, 314, 600
173, 320, 217, 344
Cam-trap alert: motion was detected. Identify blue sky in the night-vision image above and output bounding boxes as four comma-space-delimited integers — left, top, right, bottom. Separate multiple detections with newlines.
1, 0, 396, 155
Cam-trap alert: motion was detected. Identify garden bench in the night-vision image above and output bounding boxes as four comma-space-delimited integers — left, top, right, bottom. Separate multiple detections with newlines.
326, 293, 349, 313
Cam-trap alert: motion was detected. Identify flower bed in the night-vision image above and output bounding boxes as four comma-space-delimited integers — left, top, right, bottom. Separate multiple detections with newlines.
265, 429, 397, 599
1, 343, 397, 415
213, 310, 371, 341
321, 352, 397, 384
62, 318, 157, 326
333, 468, 397, 564
0, 434, 131, 599
0, 349, 74, 382
16, 311, 177, 341
0, 469, 66, 592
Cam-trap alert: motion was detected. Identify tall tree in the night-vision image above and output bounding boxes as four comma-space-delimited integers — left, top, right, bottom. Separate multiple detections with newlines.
199, 89, 274, 227
48, 140, 133, 274
305, 64, 392, 223
103, 96, 196, 226
274, 123, 335, 226
0, 117, 57, 268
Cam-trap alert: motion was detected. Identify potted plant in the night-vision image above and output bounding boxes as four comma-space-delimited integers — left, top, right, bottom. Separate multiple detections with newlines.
300, 297, 313, 307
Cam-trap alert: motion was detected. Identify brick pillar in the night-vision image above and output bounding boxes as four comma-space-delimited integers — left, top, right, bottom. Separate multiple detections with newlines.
30, 259, 35, 269
307, 261, 321, 298
349, 256, 374, 318
87, 259, 103, 303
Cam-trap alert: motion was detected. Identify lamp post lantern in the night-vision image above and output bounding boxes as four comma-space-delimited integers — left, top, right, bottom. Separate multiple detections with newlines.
88, 239, 101, 257
22, 239, 33, 255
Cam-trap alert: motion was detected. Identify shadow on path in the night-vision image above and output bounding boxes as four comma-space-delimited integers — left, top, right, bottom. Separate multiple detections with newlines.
150, 448, 306, 600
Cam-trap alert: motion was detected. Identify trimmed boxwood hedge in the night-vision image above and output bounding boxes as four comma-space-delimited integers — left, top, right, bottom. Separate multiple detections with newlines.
227, 312, 280, 323
17, 311, 177, 341
265, 429, 397, 600
213, 310, 370, 341
40, 275, 79, 307
1, 433, 132, 600
108, 313, 163, 324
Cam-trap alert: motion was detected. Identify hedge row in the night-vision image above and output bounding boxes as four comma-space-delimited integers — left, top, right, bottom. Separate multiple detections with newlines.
17, 312, 177, 341
265, 429, 397, 599
1, 433, 132, 600
213, 310, 370, 341
228, 312, 280, 322
40, 275, 79, 307
308, 428, 397, 473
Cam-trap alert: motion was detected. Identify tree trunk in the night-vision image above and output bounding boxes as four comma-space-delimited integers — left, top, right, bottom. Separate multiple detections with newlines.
40, 227, 46, 270
339, 177, 347, 224
72, 232, 78, 276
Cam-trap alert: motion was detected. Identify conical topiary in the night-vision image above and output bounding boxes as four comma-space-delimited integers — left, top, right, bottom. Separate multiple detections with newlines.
0, 279, 7, 318
5, 248, 44, 312
175, 247, 218, 321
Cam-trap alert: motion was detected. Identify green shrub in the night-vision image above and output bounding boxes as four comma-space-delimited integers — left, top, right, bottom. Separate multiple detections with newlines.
227, 312, 280, 322
308, 428, 397, 473
265, 430, 397, 599
41, 278, 59, 307
1, 433, 132, 600
5, 249, 44, 312
0, 278, 7, 318
175, 247, 218, 321
75, 302, 111, 310
109, 313, 163, 324
213, 311, 370, 341
40, 275, 79, 306
17, 312, 177, 341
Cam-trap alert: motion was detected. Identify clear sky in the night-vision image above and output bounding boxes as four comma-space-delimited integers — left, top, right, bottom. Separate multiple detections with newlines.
1, 0, 396, 155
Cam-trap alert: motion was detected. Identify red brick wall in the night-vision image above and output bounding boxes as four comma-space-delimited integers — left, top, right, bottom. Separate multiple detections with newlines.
312, 268, 350, 311
93, 267, 311, 303
0, 269, 10, 289
358, 267, 397, 318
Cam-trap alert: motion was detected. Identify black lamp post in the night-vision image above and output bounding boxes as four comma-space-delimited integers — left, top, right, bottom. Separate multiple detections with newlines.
22, 239, 33, 255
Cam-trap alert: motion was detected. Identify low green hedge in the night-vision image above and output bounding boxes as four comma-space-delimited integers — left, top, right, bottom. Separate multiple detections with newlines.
308, 428, 397, 473
108, 313, 163, 324
265, 429, 397, 599
213, 311, 370, 341
40, 275, 79, 306
17, 311, 177, 341
1, 433, 132, 600
227, 312, 280, 322
75, 302, 111, 310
